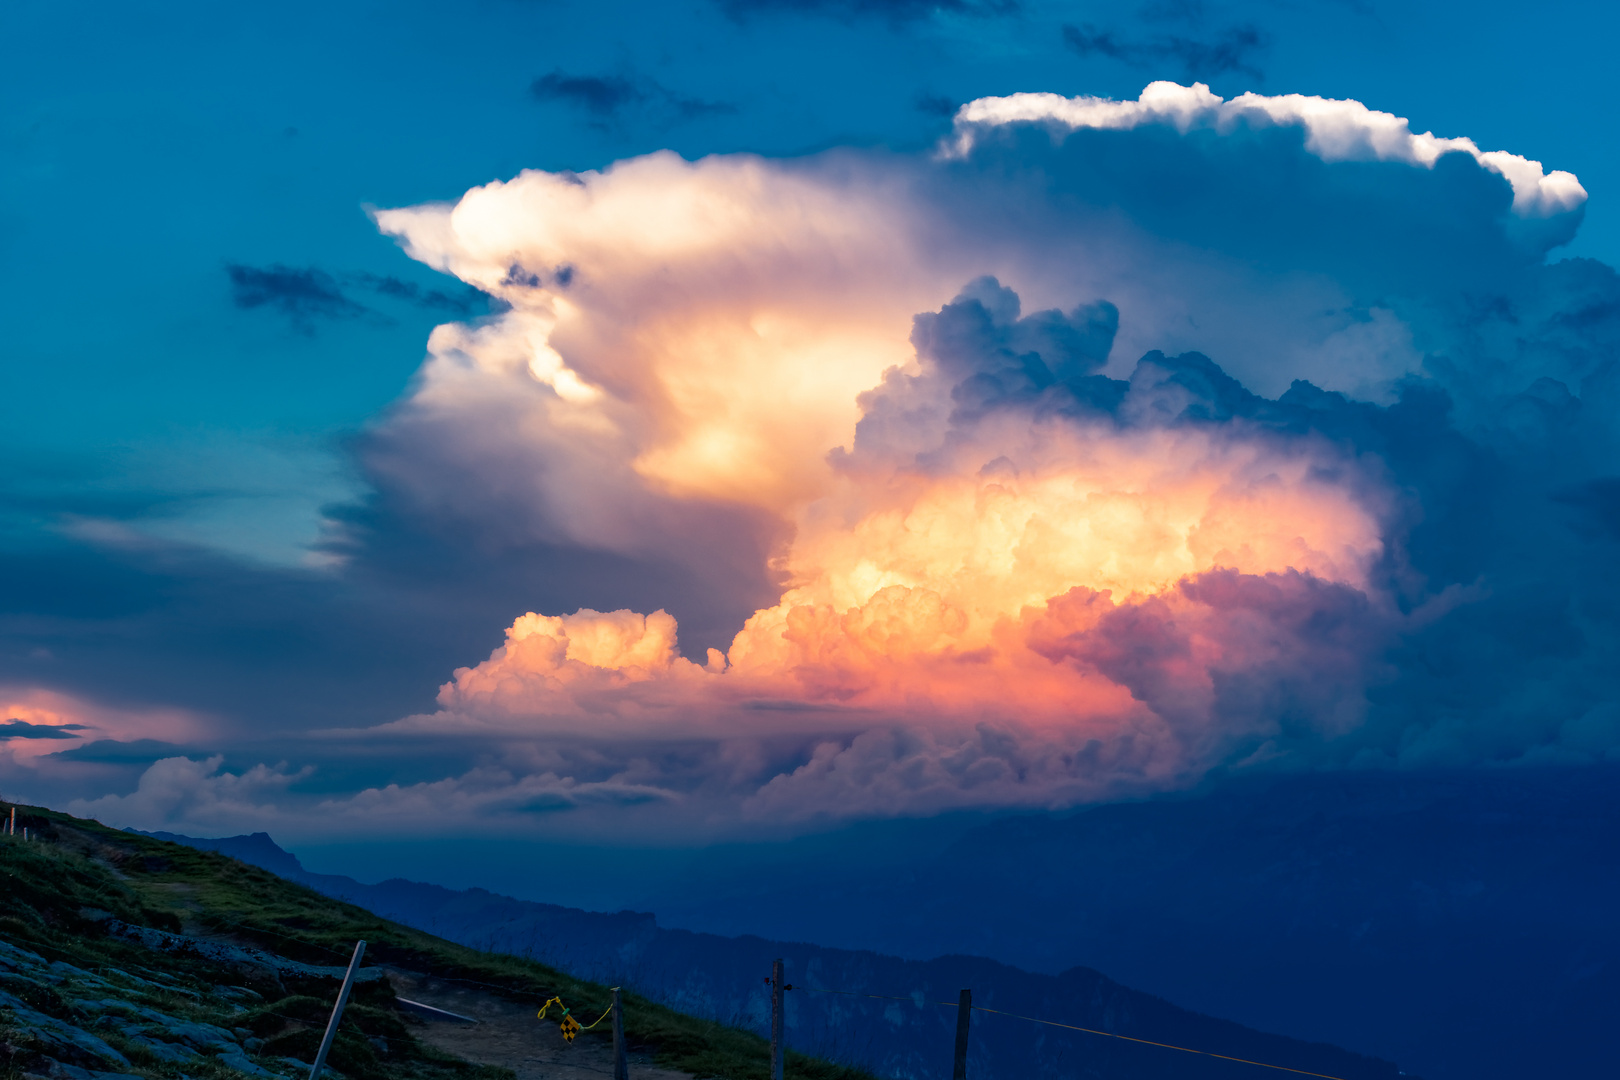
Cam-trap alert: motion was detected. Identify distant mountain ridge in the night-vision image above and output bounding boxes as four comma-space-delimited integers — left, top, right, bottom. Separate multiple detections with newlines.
139, 828, 1408, 1080
567, 765, 1620, 1080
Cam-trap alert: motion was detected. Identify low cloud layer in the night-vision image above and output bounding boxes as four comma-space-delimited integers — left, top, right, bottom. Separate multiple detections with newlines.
32, 83, 1620, 839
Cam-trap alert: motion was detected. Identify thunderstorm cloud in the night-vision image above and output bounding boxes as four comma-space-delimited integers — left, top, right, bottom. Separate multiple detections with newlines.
55, 83, 1620, 837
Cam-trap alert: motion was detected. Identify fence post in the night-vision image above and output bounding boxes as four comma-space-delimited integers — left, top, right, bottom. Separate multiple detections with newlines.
952, 988, 971, 1080
308, 940, 366, 1080
769, 958, 785, 1080
612, 986, 628, 1080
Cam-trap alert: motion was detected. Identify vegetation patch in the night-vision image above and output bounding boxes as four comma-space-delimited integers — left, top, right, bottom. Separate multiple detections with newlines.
0, 803, 874, 1080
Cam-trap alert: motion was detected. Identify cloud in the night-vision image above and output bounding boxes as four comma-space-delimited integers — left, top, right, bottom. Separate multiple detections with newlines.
914, 92, 958, 117
948, 82, 1586, 218
24, 81, 1620, 836
1062, 21, 1267, 82
225, 263, 493, 332
0, 687, 206, 768
352, 273, 486, 315
1, 718, 86, 739
530, 69, 735, 128
225, 263, 365, 329
67, 755, 311, 833
45, 738, 187, 763
1553, 476, 1620, 541
339, 79, 1620, 828
354, 281, 1398, 822
531, 71, 645, 117
63, 751, 682, 840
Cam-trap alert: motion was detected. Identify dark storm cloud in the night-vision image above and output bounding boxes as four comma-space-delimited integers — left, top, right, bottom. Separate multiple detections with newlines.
914, 92, 958, 117
351, 273, 486, 316
47, 738, 186, 763
854, 259, 1620, 770
530, 70, 735, 127
225, 263, 365, 329
225, 264, 494, 328
1554, 477, 1620, 541
1062, 20, 1268, 81
531, 71, 646, 117
1, 718, 87, 740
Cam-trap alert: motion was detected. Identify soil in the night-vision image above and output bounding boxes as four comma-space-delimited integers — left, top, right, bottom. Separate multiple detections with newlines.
386, 970, 695, 1080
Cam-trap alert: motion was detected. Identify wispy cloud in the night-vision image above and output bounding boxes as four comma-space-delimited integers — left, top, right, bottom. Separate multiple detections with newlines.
1, 717, 86, 740
225, 264, 363, 331
224, 264, 488, 331
530, 69, 735, 129
1063, 21, 1267, 81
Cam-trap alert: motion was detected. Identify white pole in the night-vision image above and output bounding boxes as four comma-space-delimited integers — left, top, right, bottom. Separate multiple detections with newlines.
309, 940, 366, 1080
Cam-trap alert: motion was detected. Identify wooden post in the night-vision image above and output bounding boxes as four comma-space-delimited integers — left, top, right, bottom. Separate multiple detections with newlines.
612, 986, 628, 1080
952, 988, 971, 1080
769, 958, 785, 1080
308, 940, 366, 1080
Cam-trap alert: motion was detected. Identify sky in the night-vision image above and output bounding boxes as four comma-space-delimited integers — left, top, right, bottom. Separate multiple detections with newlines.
3, 0, 1620, 853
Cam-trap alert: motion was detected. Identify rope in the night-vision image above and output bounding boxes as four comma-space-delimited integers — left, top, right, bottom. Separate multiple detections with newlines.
537, 994, 615, 1042
792, 985, 1348, 1080
793, 986, 919, 1004
966, 1004, 1349, 1080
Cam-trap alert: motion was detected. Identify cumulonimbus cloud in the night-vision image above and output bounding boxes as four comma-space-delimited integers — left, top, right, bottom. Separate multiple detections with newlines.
82, 81, 1619, 835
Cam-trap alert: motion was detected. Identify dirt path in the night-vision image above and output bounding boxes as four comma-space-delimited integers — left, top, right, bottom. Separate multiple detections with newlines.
387, 971, 695, 1080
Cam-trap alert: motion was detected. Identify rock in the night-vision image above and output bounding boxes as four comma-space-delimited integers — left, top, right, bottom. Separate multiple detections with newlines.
93, 969, 160, 992
132, 1005, 183, 1026
0, 1003, 132, 1067
0, 940, 50, 971
104, 921, 385, 984
218, 1049, 278, 1076
244, 1037, 265, 1051
126, 1035, 199, 1063
162, 1020, 240, 1053
29, 1058, 143, 1080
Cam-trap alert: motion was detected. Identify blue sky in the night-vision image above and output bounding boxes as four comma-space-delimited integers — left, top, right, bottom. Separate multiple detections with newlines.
4, 0, 1620, 847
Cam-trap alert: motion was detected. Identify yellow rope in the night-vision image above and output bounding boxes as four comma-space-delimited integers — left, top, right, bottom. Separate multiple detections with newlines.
536, 995, 615, 1042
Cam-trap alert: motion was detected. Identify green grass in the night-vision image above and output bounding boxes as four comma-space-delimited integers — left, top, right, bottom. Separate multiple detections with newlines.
0, 803, 875, 1080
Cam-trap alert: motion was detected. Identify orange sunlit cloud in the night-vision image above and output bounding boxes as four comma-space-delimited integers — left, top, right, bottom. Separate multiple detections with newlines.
353, 95, 1469, 809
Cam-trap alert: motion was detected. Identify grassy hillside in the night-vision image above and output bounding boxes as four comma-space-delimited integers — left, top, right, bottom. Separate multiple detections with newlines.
0, 802, 874, 1080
